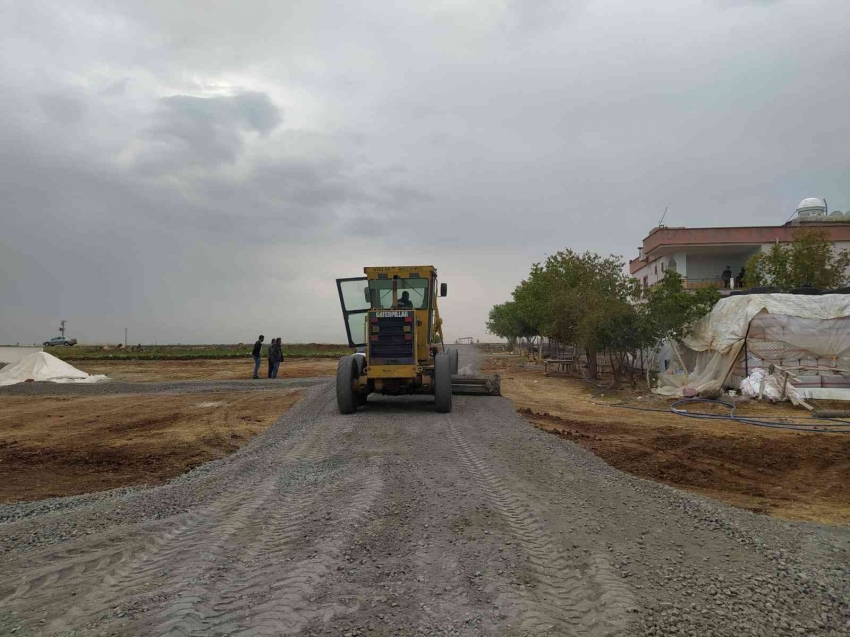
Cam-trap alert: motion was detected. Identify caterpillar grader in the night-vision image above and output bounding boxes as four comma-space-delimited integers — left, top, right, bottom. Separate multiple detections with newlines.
335, 265, 500, 414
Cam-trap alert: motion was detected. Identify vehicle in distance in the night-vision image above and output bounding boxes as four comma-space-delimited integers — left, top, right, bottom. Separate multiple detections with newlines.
43, 336, 77, 347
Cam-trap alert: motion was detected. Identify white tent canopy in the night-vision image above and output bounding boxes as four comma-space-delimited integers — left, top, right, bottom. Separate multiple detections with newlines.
655, 294, 850, 397
0, 352, 107, 387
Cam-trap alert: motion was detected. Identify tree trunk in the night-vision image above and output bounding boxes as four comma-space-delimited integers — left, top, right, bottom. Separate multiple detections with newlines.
585, 346, 597, 379
609, 351, 621, 389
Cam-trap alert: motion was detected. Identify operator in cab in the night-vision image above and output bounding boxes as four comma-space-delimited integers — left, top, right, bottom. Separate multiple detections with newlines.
397, 291, 413, 308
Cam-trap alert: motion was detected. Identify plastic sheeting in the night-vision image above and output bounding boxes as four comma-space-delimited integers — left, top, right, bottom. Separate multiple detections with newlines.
0, 352, 107, 387
655, 343, 744, 397
682, 294, 850, 354
654, 294, 850, 397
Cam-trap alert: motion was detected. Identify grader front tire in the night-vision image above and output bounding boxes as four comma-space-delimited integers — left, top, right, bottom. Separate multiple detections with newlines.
336, 355, 359, 414
434, 353, 453, 413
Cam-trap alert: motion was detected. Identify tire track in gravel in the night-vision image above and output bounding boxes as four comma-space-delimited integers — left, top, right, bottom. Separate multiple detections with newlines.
54, 474, 283, 634
145, 475, 338, 636
146, 461, 384, 637
448, 419, 633, 636
60, 419, 354, 635
0, 496, 246, 612
219, 465, 383, 637
1, 401, 351, 635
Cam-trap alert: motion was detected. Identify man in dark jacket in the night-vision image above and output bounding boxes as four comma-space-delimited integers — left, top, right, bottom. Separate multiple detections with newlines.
721, 266, 732, 289
267, 338, 279, 378
269, 338, 283, 378
252, 335, 264, 379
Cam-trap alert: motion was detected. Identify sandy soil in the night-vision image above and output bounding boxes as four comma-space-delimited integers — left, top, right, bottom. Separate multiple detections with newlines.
0, 390, 302, 502
484, 354, 850, 525
72, 357, 338, 382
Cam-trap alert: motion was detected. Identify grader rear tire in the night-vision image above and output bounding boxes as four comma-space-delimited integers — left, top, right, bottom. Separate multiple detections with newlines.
336, 355, 359, 414
448, 348, 459, 375
434, 353, 453, 413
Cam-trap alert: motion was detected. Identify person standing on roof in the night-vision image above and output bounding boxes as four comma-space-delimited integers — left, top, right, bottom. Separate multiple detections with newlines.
721, 265, 732, 289
252, 335, 264, 379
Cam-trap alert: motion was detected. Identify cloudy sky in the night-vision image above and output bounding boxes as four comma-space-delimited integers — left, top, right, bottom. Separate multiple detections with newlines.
1, 0, 849, 345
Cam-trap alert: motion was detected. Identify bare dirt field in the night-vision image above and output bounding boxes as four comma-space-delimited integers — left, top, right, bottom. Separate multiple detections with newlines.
0, 390, 302, 503
72, 357, 338, 382
484, 354, 850, 525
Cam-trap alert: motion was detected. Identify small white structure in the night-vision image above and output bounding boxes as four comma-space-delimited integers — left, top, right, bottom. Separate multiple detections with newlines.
0, 352, 107, 387
795, 197, 827, 218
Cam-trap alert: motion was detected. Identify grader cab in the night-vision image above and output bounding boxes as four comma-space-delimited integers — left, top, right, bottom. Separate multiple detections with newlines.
335, 265, 500, 414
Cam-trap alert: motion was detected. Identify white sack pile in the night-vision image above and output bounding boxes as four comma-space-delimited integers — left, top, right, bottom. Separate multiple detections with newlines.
0, 352, 107, 387
739, 367, 804, 406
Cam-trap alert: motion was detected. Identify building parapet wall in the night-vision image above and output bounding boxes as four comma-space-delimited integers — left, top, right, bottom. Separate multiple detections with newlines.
630, 225, 850, 274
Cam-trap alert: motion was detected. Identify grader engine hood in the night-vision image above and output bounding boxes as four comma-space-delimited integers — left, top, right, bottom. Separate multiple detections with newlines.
368, 310, 415, 365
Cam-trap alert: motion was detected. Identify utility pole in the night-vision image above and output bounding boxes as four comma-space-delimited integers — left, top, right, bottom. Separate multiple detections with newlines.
59, 320, 67, 338
124, 328, 128, 348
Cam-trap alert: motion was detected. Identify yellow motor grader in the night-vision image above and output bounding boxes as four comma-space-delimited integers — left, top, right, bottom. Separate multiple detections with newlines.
335, 265, 500, 413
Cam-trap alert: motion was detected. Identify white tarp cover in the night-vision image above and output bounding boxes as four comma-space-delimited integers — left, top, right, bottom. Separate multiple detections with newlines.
0, 352, 107, 387
655, 294, 850, 397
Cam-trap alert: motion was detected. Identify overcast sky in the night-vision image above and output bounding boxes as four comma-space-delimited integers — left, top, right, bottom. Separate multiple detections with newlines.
2, 0, 849, 345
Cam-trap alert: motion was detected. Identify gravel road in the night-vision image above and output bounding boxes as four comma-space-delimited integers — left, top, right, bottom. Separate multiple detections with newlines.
1, 345, 847, 636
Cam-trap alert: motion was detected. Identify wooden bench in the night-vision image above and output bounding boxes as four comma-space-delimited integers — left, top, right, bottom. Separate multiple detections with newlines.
544, 358, 576, 376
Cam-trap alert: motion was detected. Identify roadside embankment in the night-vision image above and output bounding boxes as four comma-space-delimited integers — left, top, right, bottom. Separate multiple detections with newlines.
485, 353, 850, 525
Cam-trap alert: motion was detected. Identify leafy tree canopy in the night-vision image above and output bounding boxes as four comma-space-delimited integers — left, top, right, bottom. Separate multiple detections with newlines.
744, 228, 850, 290
487, 250, 721, 386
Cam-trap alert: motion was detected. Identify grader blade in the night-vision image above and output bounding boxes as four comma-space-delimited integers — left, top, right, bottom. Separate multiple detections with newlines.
451, 374, 501, 396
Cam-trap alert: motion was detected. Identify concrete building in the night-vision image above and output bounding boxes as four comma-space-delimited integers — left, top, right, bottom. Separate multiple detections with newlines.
629, 198, 850, 293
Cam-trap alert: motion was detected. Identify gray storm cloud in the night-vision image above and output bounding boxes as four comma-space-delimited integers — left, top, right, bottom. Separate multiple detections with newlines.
141, 92, 283, 169
1, 0, 849, 345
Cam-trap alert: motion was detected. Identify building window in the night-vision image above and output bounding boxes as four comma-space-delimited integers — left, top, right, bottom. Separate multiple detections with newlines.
661, 262, 665, 272
643, 276, 648, 289
654, 264, 657, 275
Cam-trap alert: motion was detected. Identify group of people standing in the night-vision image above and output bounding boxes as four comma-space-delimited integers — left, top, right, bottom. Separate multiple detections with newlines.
721, 265, 747, 289
251, 335, 285, 379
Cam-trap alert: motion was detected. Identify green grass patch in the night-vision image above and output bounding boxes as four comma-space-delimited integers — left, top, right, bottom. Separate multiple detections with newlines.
50, 343, 353, 361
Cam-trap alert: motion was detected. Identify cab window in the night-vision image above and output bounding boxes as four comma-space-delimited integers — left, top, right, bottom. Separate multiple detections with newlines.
368, 278, 430, 309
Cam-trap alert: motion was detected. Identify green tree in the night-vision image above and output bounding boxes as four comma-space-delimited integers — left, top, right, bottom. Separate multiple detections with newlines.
638, 271, 719, 382
641, 271, 719, 343
512, 264, 554, 360
743, 228, 850, 290
485, 253, 719, 389
542, 250, 635, 380
485, 301, 532, 350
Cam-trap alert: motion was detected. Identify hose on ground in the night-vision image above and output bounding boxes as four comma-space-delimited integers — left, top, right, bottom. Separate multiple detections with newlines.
581, 377, 850, 434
